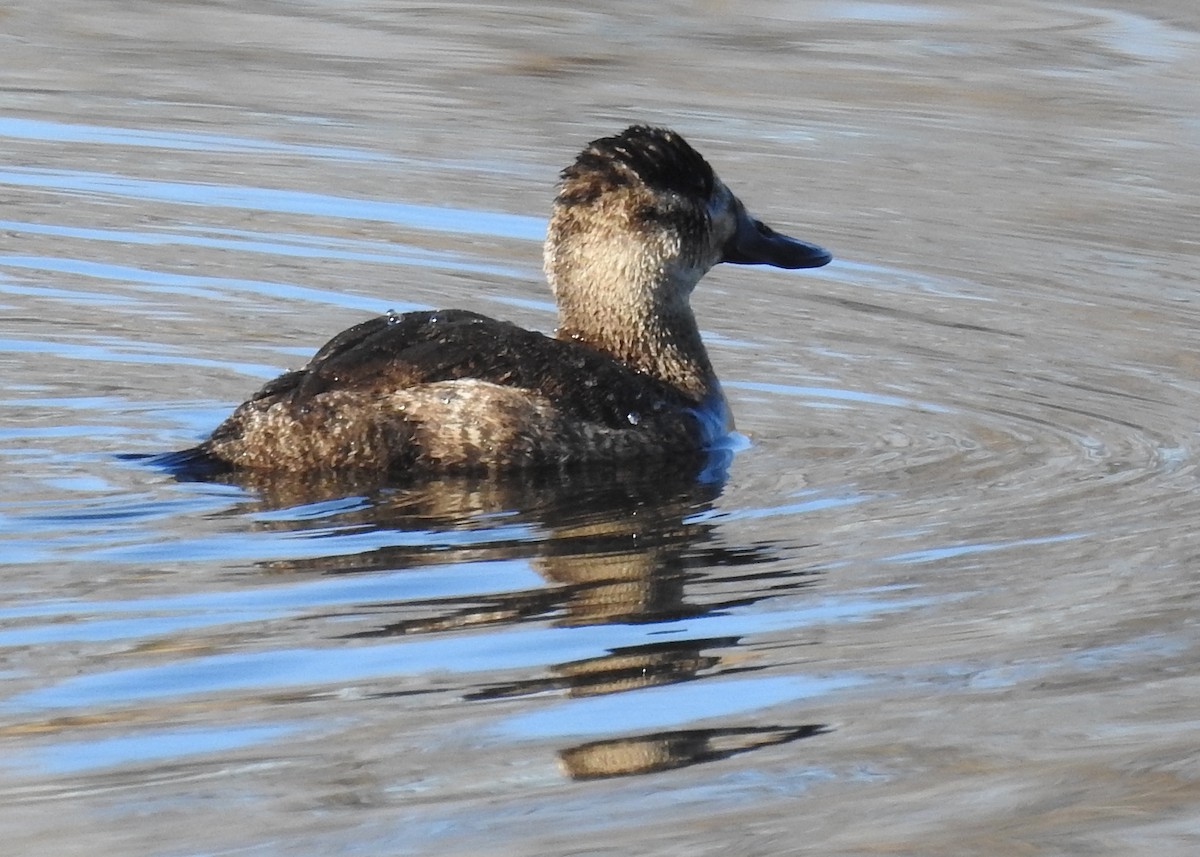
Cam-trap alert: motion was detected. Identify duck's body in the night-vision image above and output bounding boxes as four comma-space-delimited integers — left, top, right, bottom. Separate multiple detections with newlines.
191, 126, 831, 474
200, 308, 716, 471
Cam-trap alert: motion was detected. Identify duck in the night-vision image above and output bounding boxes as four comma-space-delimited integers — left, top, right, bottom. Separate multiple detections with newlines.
187, 125, 831, 474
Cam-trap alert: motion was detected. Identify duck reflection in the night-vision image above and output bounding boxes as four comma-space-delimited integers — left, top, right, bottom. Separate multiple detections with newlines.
193, 449, 795, 629
560, 725, 827, 780
171, 450, 827, 779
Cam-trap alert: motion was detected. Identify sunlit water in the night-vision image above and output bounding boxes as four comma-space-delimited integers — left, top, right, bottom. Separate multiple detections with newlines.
3, 1, 1200, 854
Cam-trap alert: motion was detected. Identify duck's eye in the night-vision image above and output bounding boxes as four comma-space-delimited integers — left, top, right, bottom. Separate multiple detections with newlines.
635, 196, 708, 232
635, 203, 662, 224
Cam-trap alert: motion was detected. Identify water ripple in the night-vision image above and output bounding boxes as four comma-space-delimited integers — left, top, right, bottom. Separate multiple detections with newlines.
5, 591, 925, 714
0, 220, 530, 279
0, 167, 544, 241
0, 116, 389, 161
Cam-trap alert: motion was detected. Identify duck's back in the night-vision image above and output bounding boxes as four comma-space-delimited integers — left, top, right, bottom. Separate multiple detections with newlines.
195, 309, 708, 473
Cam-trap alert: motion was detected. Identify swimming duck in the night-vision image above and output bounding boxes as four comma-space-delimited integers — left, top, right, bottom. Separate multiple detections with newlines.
190, 125, 831, 474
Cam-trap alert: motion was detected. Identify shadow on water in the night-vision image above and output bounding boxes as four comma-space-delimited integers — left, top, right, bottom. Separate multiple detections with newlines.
93, 449, 833, 780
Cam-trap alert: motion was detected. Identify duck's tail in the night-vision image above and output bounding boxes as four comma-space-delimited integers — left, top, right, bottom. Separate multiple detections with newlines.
125, 443, 232, 481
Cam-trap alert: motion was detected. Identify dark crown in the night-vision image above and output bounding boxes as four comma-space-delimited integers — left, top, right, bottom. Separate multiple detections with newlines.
557, 125, 716, 207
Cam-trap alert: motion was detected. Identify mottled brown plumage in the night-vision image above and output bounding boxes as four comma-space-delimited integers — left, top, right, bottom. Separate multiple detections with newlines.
187, 126, 831, 474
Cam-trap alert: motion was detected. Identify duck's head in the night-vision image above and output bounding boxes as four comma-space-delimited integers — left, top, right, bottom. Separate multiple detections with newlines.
545, 125, 830, 301
545, 125, 831, 395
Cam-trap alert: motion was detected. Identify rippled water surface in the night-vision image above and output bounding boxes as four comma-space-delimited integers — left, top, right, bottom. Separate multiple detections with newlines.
3, 1, 1200, 854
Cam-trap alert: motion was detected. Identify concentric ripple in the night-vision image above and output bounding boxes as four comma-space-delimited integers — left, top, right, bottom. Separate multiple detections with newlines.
3, 1, 1200, 853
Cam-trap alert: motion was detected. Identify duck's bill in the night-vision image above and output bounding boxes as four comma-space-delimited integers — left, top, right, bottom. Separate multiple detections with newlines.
722, 214, 832, 269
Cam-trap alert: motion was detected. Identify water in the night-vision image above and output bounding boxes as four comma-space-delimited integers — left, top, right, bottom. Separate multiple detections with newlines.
3, 0, 1200, 853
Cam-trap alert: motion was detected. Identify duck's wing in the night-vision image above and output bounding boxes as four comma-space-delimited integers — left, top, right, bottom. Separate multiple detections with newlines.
243, 309, 493, 403
257, 310, 694, 429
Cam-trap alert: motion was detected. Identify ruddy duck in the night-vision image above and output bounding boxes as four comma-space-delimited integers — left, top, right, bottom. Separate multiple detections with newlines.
188, 126, 831, 474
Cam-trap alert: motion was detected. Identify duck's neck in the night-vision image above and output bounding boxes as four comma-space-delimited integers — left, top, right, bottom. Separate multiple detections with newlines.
553, 278, 718, 402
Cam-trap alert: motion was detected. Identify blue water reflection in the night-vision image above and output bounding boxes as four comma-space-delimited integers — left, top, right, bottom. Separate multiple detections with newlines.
8, 591, 920, 713
0, 116, 389, 161
8, 723, 300, 776
500, 674, 862, 739
0, 167, 545, 240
